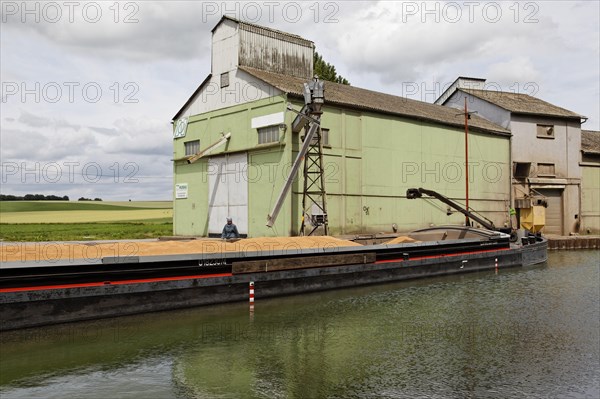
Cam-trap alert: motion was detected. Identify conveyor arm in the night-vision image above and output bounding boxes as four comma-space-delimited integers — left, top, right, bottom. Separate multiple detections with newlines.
406, 187, 496, 230
266, 121, 319, 227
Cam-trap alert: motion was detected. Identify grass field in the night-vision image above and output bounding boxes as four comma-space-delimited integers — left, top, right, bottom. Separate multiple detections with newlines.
0, 222, 173, 242
0, 201, 173, 241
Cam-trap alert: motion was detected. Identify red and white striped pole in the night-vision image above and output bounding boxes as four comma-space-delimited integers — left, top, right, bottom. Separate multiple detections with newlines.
249, 281, 255, 318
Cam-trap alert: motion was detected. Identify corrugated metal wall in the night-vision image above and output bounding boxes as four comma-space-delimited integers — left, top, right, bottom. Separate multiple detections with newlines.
239, 26, 313, 79
207, 153, 249, 236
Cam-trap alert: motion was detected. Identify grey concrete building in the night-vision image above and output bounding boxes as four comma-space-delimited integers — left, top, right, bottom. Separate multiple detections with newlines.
437, 78, 587, 235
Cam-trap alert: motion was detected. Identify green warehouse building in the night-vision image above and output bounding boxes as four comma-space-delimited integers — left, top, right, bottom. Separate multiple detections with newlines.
172, 17, 511, 237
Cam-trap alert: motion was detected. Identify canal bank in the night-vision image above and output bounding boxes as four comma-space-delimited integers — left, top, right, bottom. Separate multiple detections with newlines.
546, 235, 600, 250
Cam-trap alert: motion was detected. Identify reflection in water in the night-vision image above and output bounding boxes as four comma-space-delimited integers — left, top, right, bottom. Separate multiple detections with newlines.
1, 250, 598, 398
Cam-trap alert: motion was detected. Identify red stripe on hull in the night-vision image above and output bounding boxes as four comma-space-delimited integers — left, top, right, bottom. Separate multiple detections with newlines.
0, 273, 233, 293
375, 247, 510, 264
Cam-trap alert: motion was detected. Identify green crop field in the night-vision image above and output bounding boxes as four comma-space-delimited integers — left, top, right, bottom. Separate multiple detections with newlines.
0, 201, 174, 241
0, 222, 173, 242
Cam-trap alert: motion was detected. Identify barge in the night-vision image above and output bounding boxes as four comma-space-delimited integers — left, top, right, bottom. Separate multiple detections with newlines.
0, 227, 547, 331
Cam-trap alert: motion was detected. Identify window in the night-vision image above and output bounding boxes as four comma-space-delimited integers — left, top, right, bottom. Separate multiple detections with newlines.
317, 128, 330, 146
321, 128, 329, 146
514, 162, 531, 178
309, 128, 330, 146
258, 125, 280, 144
184, 140, 200, 156
220, 72, 229, 88
537, 163, 556, 177
537, 124, 555, 139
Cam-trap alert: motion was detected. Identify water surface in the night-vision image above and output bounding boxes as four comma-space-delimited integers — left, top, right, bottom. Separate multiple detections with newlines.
1, 250, 598, 398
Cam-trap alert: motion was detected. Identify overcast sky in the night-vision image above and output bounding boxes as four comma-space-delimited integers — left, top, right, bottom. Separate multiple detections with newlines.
1, 1, 598, 201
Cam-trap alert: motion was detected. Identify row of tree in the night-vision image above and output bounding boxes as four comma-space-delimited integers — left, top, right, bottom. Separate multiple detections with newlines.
0, 194, 69, 201
0, 194, 103, 201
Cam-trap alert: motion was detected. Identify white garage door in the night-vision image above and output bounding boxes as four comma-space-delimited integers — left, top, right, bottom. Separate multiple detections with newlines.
538, 189, 563, 235
208, 153, 248, 236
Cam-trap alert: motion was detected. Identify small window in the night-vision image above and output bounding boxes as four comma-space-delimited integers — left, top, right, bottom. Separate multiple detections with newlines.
318, 128, 330, 146
309, 128, 330, 146
537, 124, 554, 139
220, 72, 229, 88
537, 163, 556, 177
184, 140, 200, 156
258, 125, 280, 144
321, 128, 329, 146
514, 162, 531, 178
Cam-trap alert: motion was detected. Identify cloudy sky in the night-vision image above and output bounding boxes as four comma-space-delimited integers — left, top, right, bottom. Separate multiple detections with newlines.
1, 1, 598, 200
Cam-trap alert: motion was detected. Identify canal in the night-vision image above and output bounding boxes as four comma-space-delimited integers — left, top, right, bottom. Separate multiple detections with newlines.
1, 250, 598, 398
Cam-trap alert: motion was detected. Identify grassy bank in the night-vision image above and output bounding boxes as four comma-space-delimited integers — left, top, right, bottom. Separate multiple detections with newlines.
0, 221, 173, 242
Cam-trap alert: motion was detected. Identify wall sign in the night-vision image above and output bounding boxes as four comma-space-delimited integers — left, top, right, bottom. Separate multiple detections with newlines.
175, 183, 188, 199
174, 118, 188, 139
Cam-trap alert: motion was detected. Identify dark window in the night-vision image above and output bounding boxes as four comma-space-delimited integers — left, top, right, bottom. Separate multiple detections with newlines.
514, 162, 531, 178
582, 153, 600, 164
537, 124, 555, 139
184, 140, 200, 156
220, 72, 229, 88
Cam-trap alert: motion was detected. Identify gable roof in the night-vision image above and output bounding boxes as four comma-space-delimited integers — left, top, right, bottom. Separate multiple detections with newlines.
238, 66, 510, 136
458, 89, 584, 119
172, 74, 212, 121
581, 130, 600, 155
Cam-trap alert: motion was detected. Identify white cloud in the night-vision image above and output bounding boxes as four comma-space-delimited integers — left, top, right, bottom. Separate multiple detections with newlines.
486, 57, 541, 87
1, 2, 212, 62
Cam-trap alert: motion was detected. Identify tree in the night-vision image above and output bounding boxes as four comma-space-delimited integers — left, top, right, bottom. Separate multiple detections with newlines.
314, 52, 350, 85
0, 194, 69, 201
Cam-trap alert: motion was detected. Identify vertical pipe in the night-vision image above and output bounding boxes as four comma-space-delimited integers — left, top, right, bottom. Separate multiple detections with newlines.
465, 97, 470, 226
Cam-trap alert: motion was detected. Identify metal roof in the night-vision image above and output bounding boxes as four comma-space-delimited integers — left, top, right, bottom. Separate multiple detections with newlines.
211, 16, 314, 47
581, 130, 600, 155
459, 89, 584, 119
239, 66, 511, 136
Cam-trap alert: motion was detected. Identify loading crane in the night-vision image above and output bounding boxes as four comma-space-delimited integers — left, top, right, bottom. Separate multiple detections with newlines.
406, 187, 516, 239
266, 76, 328, 235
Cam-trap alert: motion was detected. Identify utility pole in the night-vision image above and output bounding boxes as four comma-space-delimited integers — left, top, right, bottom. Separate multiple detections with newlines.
464, 96, 470, 226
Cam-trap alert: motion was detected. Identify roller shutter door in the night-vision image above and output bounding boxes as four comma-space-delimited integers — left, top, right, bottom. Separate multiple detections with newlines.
538, 189, 563, 235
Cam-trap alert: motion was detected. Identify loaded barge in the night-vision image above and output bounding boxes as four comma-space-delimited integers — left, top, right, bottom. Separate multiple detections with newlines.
0, 227, 546, 331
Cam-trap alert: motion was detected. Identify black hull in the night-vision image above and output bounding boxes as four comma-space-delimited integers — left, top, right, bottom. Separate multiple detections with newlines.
0, 237, 547, 331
